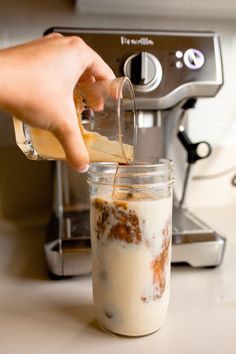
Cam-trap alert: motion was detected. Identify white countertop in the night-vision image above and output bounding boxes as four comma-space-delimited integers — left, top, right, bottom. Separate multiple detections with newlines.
0, 207, 236, 354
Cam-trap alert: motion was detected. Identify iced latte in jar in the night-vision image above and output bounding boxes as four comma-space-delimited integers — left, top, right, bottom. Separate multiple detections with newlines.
88, 160, 174, 337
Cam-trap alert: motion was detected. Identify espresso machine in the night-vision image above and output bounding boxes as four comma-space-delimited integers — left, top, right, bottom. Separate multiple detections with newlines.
44, 28, 226, 277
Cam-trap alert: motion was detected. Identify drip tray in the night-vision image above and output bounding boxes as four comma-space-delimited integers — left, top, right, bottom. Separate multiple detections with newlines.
172, 207, 226, 267
44, 211, 92, 277
45, 207, 226, 277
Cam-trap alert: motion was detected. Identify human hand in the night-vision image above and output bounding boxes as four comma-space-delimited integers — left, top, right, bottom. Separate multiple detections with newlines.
0, 33, 115, 171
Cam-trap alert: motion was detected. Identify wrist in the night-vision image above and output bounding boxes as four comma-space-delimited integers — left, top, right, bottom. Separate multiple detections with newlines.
0, 48, 25, 115
0, 50, 11, 110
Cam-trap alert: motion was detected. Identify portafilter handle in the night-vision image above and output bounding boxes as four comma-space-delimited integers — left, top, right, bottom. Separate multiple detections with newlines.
177, 99, 212, 207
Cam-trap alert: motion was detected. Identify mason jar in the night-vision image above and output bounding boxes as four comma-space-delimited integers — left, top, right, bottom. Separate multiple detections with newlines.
88, 160, 174, 337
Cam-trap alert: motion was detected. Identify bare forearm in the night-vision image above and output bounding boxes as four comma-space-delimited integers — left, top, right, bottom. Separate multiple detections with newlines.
0, 44, 45, 119
0, 34, 115, 171
0, 49, 17, 113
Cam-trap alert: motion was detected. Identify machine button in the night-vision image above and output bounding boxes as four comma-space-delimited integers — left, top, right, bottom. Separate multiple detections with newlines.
123, 52, 162, 92
183, 48, 205, 70
176, 61, 183, 69
175, 50, 183, 59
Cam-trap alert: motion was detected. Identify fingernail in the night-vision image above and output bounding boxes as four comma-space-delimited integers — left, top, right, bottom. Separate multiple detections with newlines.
77, 164, 89, 173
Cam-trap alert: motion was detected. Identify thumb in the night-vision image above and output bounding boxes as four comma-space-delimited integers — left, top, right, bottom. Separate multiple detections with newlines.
52, 115, 90, 172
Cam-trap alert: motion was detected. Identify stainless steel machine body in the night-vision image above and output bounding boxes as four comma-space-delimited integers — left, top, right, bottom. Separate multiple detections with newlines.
44, 28, 225, 277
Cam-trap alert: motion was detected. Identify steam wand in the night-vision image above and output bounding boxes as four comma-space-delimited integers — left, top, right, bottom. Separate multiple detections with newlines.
177, 99, 212, 208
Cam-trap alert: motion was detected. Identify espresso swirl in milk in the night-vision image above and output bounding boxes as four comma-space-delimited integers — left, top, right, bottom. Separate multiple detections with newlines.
90, 192, 172, 336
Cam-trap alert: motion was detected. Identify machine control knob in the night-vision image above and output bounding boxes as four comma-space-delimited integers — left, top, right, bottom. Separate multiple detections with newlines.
183, 48, 205, 70
196, 141, 211, 159
123, 52, 162, 92
177, 129, 212, 164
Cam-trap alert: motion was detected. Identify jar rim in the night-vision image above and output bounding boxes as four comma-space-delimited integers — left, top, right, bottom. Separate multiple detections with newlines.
89, 158, 174, 171
88, 159, 175, 189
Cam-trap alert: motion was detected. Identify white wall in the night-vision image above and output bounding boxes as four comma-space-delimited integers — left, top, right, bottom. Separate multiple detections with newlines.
0, 0, 236, 211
